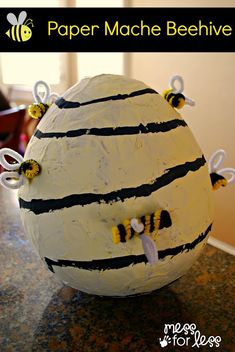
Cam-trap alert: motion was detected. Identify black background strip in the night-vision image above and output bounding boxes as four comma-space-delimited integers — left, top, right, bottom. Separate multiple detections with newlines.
0, 8, 234, 52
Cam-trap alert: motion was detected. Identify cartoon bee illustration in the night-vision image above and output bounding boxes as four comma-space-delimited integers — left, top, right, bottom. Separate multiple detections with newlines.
6, 11, 33, 42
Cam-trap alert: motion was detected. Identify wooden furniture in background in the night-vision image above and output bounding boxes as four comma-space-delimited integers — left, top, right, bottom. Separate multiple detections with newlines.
0, 105, 26, 153
21, 114, 39, 144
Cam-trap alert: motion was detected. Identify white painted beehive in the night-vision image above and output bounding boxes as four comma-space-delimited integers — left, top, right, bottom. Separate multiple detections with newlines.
18, 74, 214, 296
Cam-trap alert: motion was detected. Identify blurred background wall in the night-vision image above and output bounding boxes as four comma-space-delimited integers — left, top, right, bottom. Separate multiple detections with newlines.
128, 0, 235, 247
129, 52, 235, 247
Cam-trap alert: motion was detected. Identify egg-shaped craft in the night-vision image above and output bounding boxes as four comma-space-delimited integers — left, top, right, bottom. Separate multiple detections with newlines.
1, 74, 234, 297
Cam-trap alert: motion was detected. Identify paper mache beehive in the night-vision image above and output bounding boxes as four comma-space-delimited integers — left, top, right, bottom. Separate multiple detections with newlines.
0, 74, 234, 296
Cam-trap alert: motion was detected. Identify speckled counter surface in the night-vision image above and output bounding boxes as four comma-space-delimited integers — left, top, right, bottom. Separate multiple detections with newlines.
0, 187, 234, 352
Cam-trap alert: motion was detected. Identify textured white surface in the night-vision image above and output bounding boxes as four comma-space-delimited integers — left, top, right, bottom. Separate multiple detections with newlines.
19, 74, 214, 296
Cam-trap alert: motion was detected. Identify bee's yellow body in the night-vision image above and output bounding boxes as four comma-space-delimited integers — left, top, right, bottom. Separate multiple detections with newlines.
28, 103, 50, 119
163, 88, 186, 109
112, 210, 171, 244
6, 24, 32, 42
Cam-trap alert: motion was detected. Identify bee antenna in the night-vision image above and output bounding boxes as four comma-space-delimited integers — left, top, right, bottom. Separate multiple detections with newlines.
25, 18, 34, 26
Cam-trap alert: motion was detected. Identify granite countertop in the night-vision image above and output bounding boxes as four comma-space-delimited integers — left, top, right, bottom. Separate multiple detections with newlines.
0, 187, 234, 352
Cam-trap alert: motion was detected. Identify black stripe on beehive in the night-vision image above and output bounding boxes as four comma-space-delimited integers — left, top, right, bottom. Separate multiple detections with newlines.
44, 223, 212, 272
19, 156, 206, 215
34, 119, 187, 139
55, 88, 158, 109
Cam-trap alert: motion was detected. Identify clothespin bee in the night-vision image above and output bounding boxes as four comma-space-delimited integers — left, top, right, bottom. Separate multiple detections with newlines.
28, 80, 58, 119
112, 210, 172, 265
163, 75, 195, 109
0, 148, 41, 190
208, 149, 235, 190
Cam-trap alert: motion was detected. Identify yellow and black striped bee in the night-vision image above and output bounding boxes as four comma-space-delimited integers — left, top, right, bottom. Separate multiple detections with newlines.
163, 88, 186, 109
18, 159, 41, 180
210, 172, 228, 190
28, 103, 50, 119
112, 209, 172, 244
6, 11, 33, 42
